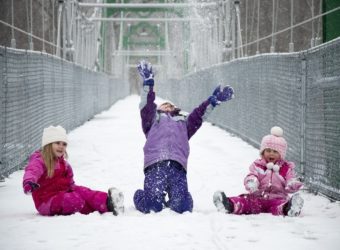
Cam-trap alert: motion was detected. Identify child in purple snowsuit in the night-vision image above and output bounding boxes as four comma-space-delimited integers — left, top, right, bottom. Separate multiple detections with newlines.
213, 126, 304, 217
133, 60, 234, 214
23, 125, 124, 216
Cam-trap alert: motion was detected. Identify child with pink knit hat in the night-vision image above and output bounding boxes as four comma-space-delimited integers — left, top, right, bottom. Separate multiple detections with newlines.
213, 126, 304, 217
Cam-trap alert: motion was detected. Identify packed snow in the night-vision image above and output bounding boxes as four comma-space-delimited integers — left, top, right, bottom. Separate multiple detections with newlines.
0, 95, 339, 250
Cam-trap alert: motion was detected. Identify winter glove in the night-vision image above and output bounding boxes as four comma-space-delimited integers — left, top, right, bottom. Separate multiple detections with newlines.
23, 181, 40, 194
285, 179, 303, 193
137, 60, 154, 87
208, 85, 234, 107
245, 177, 259, 193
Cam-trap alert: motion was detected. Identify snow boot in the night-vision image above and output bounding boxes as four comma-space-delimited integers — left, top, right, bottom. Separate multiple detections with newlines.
284, 193, 304, 217
213, 191, 234, 214
107, 187, 124, 216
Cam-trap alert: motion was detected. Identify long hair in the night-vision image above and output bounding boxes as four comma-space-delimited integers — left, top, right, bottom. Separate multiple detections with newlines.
41, 143, 68, 178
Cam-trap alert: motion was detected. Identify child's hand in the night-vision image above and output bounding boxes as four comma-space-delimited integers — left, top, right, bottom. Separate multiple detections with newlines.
209, 85, 234, 107
285, 179, 303, 192
23, 181, 40, 194
137, 60, 154, 87
245, 178, 259, 193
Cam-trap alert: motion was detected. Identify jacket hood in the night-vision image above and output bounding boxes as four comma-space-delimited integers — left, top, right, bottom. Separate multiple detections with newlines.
30, 150, 43, 160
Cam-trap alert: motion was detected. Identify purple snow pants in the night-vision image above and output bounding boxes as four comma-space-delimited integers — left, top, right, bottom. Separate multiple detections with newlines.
134, 160, 193, 214
47, 185, 108, 216
229, 194, 288, 216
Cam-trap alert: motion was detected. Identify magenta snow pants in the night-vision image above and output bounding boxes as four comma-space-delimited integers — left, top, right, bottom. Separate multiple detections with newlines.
44, 186, 108, 216
229, 194, 287, 216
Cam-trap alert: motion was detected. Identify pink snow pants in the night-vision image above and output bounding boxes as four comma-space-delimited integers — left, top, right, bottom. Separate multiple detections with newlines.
46, 186, 108, 216
229, 194, 288, 216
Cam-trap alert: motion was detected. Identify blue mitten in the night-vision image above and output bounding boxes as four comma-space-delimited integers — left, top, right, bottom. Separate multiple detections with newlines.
218, 85, 234, 102
209, 85, 235, 107
137, 60, 154, 87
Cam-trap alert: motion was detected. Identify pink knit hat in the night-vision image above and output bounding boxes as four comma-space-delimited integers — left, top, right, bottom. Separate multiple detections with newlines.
260, 126, 287, 159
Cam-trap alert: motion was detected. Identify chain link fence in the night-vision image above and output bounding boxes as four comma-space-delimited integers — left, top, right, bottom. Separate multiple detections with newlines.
157, 38, 340, 201
0, 46, 129, 180
1, 39, 339, 200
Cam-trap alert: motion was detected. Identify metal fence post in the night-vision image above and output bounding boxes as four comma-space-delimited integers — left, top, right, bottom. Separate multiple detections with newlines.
0, 47, 7, 181
300, 54, 307, 177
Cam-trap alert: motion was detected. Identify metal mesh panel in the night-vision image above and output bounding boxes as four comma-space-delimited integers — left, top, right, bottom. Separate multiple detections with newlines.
0, 46, 129, 179
158, 38, 340, 200
0, 46, 5, 174
304, 39, 340, 200
159, 54, 302, 168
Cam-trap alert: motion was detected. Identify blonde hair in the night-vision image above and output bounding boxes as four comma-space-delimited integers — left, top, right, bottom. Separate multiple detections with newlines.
41, 143, 68, 178
159, 102, 175, 108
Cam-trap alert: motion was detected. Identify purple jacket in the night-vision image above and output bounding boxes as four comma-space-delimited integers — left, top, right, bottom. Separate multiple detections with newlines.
244, 158, 303, 199
140, 86, 211, 170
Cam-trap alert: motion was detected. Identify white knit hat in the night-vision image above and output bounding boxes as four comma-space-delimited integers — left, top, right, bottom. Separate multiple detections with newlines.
42, 125, 68, 147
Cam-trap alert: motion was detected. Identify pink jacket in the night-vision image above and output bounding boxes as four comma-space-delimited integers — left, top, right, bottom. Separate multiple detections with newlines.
23, 151, 75, 214
244, 158, 303, 199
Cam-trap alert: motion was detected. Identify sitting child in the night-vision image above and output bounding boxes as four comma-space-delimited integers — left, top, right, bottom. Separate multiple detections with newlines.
213, 126, 304, 217
23, 125, 124, 216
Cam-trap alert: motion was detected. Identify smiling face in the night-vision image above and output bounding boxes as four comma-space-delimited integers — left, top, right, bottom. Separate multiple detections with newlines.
51, 141, 67, 158
158, 102, 176, 113
262, 148, 281, 163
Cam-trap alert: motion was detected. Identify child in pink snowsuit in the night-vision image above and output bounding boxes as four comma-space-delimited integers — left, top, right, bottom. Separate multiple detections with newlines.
23, 125, 124, 216
213, 126, 304, 217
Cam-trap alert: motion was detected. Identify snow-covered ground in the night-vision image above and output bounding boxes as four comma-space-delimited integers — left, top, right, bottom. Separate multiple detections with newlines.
1, 95, 339, 250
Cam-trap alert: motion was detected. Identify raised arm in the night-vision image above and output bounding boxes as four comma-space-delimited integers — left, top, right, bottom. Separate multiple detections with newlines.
186, 100, 210, 139
187, 85, 234, 139
138, 60, 157, 135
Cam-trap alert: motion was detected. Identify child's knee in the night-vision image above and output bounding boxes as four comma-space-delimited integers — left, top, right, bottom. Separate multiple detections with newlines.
63, 193, 85, 215
133, 189, 164, 213
50, 192, 85, 215
169, 194, 193, 213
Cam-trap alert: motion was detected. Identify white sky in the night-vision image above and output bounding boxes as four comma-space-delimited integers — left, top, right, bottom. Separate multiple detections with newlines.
0, 95, 339, 250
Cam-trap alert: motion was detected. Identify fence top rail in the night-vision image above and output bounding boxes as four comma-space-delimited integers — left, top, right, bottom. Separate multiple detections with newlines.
89, 17, 202, 22
78, 3, 217, 8
0, 20, 60, 49
237, 6, 340, 50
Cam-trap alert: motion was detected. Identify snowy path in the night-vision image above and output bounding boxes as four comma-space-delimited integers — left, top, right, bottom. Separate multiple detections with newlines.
1, 95, 339, 250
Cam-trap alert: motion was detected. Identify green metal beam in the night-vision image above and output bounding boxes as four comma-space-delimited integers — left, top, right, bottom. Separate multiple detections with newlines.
323, 0, 340, 42
100, 0, 192, 76
106, 0, 184, 17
